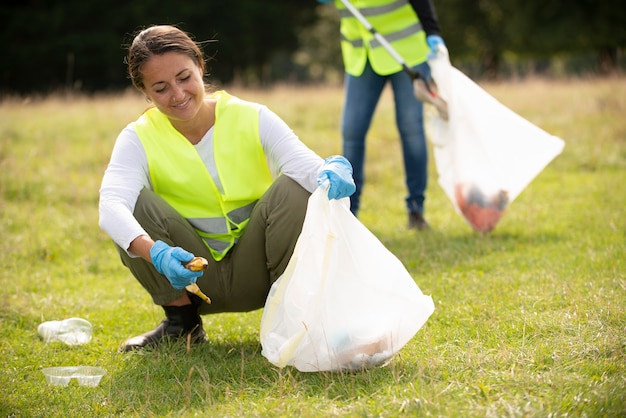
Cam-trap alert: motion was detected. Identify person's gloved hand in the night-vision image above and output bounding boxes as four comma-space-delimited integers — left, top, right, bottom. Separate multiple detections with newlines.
426, 35, 445, 52
426, 35, 446, 61
317, 0, 333, 3
150, 240, 203, 290
317, 155, 356, 200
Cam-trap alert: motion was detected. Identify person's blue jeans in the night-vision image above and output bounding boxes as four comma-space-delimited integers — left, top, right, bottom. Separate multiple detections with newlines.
341, 59, 431, 216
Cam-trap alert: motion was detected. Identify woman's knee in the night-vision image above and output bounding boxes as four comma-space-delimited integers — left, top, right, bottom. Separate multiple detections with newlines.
266, 176, 310, 207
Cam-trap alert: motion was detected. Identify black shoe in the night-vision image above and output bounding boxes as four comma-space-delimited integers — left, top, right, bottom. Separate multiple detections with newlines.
408, 211, 429, 230
120, 304, 207, 352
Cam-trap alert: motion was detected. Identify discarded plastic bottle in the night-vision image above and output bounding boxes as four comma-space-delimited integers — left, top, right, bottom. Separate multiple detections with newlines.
38, 318, 93, 346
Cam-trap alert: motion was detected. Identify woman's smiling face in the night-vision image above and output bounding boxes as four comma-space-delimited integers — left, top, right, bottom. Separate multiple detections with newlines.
141, 51, 206, 122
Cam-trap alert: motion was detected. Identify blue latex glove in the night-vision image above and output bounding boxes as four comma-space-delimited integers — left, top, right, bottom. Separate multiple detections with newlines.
150, 240, 203, 290
426, 35, 445, 52
426, 35, 446, 60
317, 155, 356, 200
317, 0, 333, 3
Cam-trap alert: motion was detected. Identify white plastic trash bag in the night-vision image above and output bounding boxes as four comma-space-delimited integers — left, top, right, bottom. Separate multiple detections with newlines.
260, 186, 435, 372
426, 47, 565, 233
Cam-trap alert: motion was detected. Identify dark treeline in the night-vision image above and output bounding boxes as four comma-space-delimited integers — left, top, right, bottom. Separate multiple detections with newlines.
1, 0, 624, 95
1, 0, 315, 94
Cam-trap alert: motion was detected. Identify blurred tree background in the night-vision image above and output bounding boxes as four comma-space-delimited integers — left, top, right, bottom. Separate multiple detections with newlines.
1, 0, 624, 95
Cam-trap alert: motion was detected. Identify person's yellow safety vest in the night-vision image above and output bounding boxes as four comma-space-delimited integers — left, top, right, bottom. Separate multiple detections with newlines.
133, 91, 273, 261
336, 0, 429, 76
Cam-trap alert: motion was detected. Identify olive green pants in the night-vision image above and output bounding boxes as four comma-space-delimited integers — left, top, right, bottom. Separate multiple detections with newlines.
116, 175, 311, 315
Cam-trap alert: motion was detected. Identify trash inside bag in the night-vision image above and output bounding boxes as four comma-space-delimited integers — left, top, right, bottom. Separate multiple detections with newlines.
425, 47, 565, 233
260, 187, 434, 372
455, 182, 508, 233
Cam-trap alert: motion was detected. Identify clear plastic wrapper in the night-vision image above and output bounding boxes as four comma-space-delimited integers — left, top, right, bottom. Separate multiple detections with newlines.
38, 318, 92, 346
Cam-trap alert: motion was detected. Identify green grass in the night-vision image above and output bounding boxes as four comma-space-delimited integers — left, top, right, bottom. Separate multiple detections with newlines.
1, 78, 625, 417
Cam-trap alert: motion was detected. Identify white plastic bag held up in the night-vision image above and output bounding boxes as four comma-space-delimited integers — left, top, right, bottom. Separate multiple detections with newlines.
426, 47, 565, 233
260, 187, 434, 372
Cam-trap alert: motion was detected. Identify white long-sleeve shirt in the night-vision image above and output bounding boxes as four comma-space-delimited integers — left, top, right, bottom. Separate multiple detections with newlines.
99, 102, 324, 254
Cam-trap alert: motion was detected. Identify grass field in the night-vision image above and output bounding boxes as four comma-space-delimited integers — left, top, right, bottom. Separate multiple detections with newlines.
1, 76, 625, 417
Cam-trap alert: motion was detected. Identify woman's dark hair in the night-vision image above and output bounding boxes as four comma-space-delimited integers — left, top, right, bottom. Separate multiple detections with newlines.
127, 25, 206, 91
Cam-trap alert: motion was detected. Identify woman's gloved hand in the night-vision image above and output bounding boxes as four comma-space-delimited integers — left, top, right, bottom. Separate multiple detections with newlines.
317, 155, 356, 200
150, 240, 203, 290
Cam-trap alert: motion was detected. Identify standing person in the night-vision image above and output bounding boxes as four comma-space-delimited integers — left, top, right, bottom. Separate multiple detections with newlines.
318, 0, 446, 229
99, 25, 356, 352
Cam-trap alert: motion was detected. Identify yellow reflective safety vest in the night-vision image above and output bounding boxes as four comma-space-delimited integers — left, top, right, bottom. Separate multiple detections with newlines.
336, 0, 429, 76
133, 91, 273, 261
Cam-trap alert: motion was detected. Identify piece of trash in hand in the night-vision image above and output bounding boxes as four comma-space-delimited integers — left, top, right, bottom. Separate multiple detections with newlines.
184, 257, 208, 272
183, 257, 211, 304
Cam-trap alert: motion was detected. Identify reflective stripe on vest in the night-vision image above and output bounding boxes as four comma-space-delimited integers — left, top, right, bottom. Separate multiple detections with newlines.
188, 200, 257, 254
336, 0, 429, 76
133, 91, 273, 260
341, 22, 423, 49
